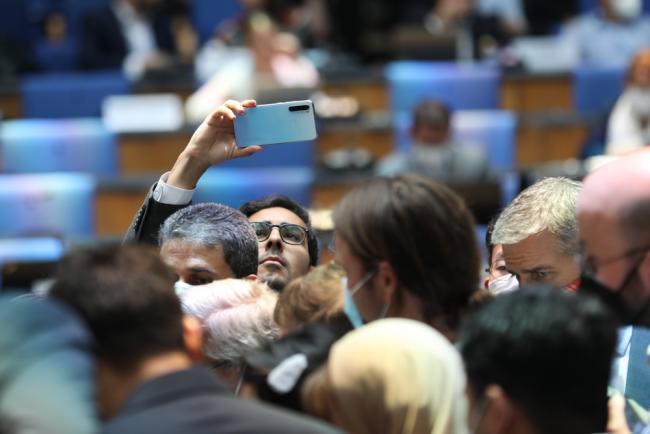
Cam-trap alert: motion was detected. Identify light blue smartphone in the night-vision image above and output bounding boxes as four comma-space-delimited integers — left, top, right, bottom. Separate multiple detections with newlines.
234, 100, 317, 147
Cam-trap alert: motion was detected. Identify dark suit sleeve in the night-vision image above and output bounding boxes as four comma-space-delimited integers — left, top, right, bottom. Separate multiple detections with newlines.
123, 183, 190, 245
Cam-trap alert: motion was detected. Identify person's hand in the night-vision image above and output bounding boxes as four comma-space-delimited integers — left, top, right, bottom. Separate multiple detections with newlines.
608, 394, 632, 434
433, 0, 472, 26
167, 100, 263, 189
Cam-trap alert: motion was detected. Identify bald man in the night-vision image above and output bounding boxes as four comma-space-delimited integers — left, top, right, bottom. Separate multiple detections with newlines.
578, 150, 650, 325
578, 149, 650, 414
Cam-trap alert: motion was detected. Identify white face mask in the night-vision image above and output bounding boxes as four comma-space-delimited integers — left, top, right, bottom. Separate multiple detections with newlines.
609, 0, 642, 21
174, 280, 194, 296
628, 87, 650, 117
487, 273, 519, 296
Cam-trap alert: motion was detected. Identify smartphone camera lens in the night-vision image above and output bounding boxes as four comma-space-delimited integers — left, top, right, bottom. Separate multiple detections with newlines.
289, 105, 310, 112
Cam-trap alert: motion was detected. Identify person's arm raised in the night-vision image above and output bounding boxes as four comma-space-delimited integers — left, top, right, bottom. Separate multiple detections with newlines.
167, 99, 263, 189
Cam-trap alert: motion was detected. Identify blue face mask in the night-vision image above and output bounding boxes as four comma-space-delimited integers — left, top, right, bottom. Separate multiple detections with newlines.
341, 271, 385, 329
342, 277, 365, 328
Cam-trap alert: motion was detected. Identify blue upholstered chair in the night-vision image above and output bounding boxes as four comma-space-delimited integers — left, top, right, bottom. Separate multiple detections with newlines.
21, 71, 129, 119
219, 140, 315, 169
573, 65, 626, 115
0, 173, 96, 238
386, 61, 501, 116
194, 167, 314, 208
1, 118, 118, 175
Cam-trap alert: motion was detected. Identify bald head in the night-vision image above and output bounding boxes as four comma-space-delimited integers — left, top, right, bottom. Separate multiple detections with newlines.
579, 150, 650, 239
578, 149, 650, 326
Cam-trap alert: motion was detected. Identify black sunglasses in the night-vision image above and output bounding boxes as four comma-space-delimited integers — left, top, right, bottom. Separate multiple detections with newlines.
250, 222, 308, 245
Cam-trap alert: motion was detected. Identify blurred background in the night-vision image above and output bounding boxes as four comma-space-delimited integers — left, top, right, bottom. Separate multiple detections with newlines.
1, 0, 649, 288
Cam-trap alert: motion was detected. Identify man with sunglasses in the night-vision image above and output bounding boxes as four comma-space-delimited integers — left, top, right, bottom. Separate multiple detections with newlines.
578, 149, 650, 426
126, 100, 316, 290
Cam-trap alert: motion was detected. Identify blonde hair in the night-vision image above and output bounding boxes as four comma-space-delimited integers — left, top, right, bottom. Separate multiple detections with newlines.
302, 318, 468, 434
181, 279, 278, 365
273, 263, 345, 333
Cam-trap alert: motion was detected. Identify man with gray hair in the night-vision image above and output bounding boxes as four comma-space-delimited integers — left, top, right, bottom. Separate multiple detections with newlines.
492, 177, 582, 289
159, 203, 259, 293
181, 279, 279, 393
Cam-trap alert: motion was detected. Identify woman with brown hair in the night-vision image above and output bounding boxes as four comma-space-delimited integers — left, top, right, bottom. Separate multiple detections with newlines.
332, 174, 481, 341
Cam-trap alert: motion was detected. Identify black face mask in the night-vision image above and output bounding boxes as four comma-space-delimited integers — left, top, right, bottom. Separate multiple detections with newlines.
579, 257, 650, 326
579, 273, 631, 325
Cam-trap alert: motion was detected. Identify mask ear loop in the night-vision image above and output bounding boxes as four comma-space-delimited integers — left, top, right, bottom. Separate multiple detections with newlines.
469, 395, 489, 433
234, 364, 246, 396
378, 300, 391, 319
624, 252, 650, 324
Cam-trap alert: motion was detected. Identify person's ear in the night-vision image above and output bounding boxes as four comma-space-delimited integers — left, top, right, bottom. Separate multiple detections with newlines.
375, 260, 399, 303
484, 275, 490, 290
481, 384, 516, 434
182, 315, 204, 363
245, 274, 257, 281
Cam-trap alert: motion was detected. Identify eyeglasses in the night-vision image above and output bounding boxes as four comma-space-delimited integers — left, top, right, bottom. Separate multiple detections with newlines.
250, 222, 308, 245
575, 244, 650, 279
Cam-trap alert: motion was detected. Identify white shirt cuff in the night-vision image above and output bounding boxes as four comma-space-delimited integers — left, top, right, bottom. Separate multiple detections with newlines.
152, 172, 195, 205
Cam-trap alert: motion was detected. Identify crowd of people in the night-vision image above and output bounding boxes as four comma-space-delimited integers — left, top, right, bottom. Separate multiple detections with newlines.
1, 98, 649, 434
3, 0, 644, 70
2, 1, 650, 434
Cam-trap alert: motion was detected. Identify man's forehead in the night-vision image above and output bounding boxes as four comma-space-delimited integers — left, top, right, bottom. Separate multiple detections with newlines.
161, 240, 224, 266
248, 206, 306, 226
501, 232, 565, 266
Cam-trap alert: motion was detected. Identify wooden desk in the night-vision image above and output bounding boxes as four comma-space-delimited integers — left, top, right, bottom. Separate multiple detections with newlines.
95, 176, 156, 236
0, 88, 22, 119
119, 131, 192, 174
516, 114, 588, 166
501, 73, 573, 114
322, 81, 388, 112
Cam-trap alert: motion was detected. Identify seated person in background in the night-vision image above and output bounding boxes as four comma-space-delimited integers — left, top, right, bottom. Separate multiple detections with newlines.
333, 174, 481, 341
459, 286, 617, 434
0, 294, 98, 434
376, 99, 490, 184
606, 49, 650, 155
158, 203, 259, 294
188, 12, 319, 123
492, 177, 582, 290
274, 262, 346, 337
181, 279, 278, 393
79, 0, 195, 80
484, 214, 518, 295
302, 318, 469, 434
49, 244, 342, 434
126, 100, 317, 292
560, 0, 650, 67
399, 0, 519, 60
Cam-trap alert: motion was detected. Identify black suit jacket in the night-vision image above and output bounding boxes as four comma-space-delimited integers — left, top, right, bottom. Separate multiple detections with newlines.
103, 367, 342, 434
79, 5, 176, 70
124, 183, 189, 245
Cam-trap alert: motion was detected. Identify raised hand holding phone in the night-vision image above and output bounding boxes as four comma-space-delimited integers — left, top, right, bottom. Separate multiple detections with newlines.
167, 99, 263, 190
234, 100, 317, 147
